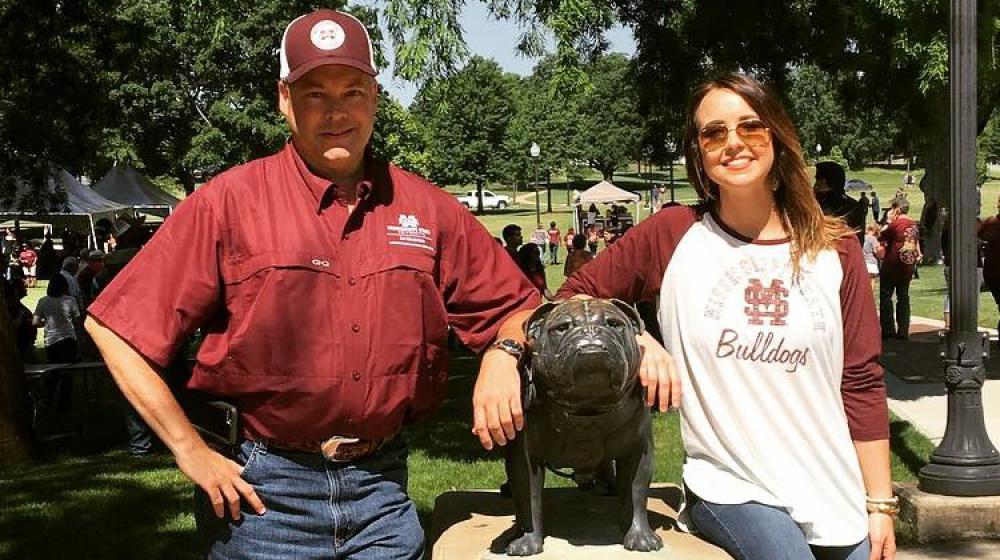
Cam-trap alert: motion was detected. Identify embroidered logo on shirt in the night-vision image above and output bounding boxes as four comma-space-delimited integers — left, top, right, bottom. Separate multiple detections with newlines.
386, 214, 435, 253
744, 278, 789, 326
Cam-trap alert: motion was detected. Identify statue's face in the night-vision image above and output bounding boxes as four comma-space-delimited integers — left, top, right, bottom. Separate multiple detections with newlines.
528, 299, 643, 412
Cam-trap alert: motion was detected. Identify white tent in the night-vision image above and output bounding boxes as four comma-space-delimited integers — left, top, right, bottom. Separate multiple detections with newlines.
93, 163, 179, 217
573, 180, 642, 230
0, 168, 129, 246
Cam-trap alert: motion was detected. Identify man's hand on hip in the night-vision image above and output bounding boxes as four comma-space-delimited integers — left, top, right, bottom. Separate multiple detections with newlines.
472, 350, 523, 450
175, 443, 266, 521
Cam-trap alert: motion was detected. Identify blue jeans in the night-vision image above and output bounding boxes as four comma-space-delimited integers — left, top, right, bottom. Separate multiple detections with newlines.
687, 491, 870, 560
196, 438, 424, 559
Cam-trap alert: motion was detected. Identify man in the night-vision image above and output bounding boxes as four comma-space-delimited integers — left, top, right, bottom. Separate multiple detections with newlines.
879, 197, 920, 339
59, 257, 82, 308
18, 242, 37, 288
502, 223, 523, 261
546, 221, 561, 265
84, 9, 539, 558
870, 190, 881, 224
978, 195, 1000, 334
75, 249, 105, 309
814, 161, 865, 243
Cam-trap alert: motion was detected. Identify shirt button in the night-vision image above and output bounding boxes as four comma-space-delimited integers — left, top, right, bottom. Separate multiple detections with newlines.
351, 323, 360, 333
351, 371, 361, 381
344, 233, 351, 240
347, 277, 356, 286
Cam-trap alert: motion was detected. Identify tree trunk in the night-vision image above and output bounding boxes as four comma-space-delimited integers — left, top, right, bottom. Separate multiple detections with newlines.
475, 179, 484, 215
919, 117, 951, 265
0, 293, 35, 466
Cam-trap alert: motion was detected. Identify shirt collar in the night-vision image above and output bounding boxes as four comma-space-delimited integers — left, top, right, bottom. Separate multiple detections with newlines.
285, 143, 386, 213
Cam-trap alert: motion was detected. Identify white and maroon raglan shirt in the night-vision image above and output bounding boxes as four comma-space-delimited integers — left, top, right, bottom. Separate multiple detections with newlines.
557, 205, 888, 546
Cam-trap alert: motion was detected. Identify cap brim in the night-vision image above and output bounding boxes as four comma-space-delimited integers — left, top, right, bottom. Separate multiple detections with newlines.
284, 57, 377, 82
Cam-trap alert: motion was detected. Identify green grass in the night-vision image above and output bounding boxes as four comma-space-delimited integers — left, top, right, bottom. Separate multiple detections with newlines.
0, 350, 936, 557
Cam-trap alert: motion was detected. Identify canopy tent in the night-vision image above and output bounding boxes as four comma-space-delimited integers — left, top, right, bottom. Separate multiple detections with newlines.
572, 180, 642, 230
0, 168, 130, 246
93, 163, 180, 217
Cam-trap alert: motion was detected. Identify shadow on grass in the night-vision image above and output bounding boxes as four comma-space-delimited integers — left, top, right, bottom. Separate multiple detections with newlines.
0, 452, 204, 559
890, 419, 932, 480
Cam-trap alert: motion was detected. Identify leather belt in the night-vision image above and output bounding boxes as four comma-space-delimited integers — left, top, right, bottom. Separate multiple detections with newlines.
252, 433, 394, 463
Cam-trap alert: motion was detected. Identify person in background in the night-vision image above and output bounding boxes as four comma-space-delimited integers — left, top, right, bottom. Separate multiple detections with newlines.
587, 225, 600, 255
516, 243, 553, 300
3, 276, 36, 363
878, 198, 919, 339
32, 273, 80, 412
502, 223, 523, 262
547, 221, 561, 265
870, 191, 880, 224
558, 73, 894, 560
858, 192, 870, 223
814, 161, 865, 244
563, 227, 576, 255
59, 257, 83, 309
18, 242, 37, 288
530, 223, 548, 250
587, 203, 599, 227
563, 234, 594, 277
978, 197, 1000, 334
75, 250, 106, 309
863, 224, 881, 295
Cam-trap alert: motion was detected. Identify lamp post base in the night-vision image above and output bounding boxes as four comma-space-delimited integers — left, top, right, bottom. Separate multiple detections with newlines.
919, 463, 1000, 496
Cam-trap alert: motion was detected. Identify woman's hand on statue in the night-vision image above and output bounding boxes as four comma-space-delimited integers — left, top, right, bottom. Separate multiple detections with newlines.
636, 331, 681, 412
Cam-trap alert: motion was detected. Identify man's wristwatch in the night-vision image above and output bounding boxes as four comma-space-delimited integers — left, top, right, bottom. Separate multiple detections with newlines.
489, 338, 525, 361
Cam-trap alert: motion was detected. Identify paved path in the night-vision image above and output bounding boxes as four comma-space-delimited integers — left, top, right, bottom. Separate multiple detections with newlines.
881, 316, 1000, 446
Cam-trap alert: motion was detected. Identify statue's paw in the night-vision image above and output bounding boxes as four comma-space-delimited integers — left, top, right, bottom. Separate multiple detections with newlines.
506, 533, 544, 556
623, 527, 663, 552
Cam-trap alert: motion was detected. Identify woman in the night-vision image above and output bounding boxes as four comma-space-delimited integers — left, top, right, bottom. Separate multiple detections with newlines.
33, 273, 81, 411
563, 227, 576, 254
863, 223, 881, 295
516, 243, 553, 300
557, 73, 894, 560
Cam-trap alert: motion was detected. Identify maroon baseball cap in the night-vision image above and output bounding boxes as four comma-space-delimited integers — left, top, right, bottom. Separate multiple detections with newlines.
279, 9, 377, 82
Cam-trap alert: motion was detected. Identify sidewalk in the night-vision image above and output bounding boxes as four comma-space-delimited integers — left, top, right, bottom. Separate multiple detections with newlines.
880, 316, 1000, 446
881, 317, 1000, 558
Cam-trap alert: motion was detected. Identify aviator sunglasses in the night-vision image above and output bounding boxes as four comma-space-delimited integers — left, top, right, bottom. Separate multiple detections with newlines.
698, 119, 771, 152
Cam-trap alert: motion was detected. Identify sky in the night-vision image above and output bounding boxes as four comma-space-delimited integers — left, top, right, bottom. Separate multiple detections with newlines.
366, 2, 637, 107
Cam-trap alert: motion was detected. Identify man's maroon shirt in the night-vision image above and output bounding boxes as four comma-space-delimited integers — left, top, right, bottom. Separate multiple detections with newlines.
89, 144, 540, 441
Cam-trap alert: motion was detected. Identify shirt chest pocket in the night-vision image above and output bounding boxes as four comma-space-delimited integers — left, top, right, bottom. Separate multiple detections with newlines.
360, 251, 448, 375
219, 251, 341, 376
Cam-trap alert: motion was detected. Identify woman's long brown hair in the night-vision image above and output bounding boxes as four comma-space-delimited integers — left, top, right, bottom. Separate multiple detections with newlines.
682, 73, 852, 277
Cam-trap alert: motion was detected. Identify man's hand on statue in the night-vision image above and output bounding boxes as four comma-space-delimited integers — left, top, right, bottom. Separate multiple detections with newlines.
636, 331, 681, 412
868, 512, 896, 560
472, 350, 523, 450
175, 443, 266, 521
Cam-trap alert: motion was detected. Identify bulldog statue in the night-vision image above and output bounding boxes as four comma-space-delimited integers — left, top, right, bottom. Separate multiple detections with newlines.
503, 298, 662, 556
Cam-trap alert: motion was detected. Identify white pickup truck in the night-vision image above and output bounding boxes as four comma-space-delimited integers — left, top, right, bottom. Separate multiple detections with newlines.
455, 189, 510, 210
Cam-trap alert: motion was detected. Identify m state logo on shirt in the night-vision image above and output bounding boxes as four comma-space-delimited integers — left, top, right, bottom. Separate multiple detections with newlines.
386, 213, 435, 253
744, 278, 789, 326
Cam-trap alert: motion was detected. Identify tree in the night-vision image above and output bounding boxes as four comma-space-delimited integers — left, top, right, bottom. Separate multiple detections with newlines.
578, 53, 642, 180
371, 93, 431, 176
412, 56, 517, 213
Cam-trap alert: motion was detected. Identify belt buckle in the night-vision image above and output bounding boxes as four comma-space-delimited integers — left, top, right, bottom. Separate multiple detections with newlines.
321, 435, 361, 462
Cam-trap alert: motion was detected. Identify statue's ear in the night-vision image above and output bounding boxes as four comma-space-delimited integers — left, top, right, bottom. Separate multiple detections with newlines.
524, 301, 560, 342
610, 299, 644, 335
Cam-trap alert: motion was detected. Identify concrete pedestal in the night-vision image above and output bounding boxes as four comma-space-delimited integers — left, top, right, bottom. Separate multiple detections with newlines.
895, 482, 1000, 543
430, 484, 730, 559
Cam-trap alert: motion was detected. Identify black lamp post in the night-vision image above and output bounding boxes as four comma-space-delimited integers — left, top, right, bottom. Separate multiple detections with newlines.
530, 142, 541, 226
665, 139, 677, 203
918, 0, 1000, 496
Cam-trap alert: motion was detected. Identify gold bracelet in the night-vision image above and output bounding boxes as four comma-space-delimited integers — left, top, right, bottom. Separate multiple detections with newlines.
865, 495, 899, 516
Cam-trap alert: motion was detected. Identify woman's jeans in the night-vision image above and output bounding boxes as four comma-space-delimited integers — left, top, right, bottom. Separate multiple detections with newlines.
686, 491, 870, 560
197, 437, 424, 559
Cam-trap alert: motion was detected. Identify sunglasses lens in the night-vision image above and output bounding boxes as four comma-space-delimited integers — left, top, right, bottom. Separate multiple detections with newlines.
737, 120, 770, 146
700, 125, 728, 150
